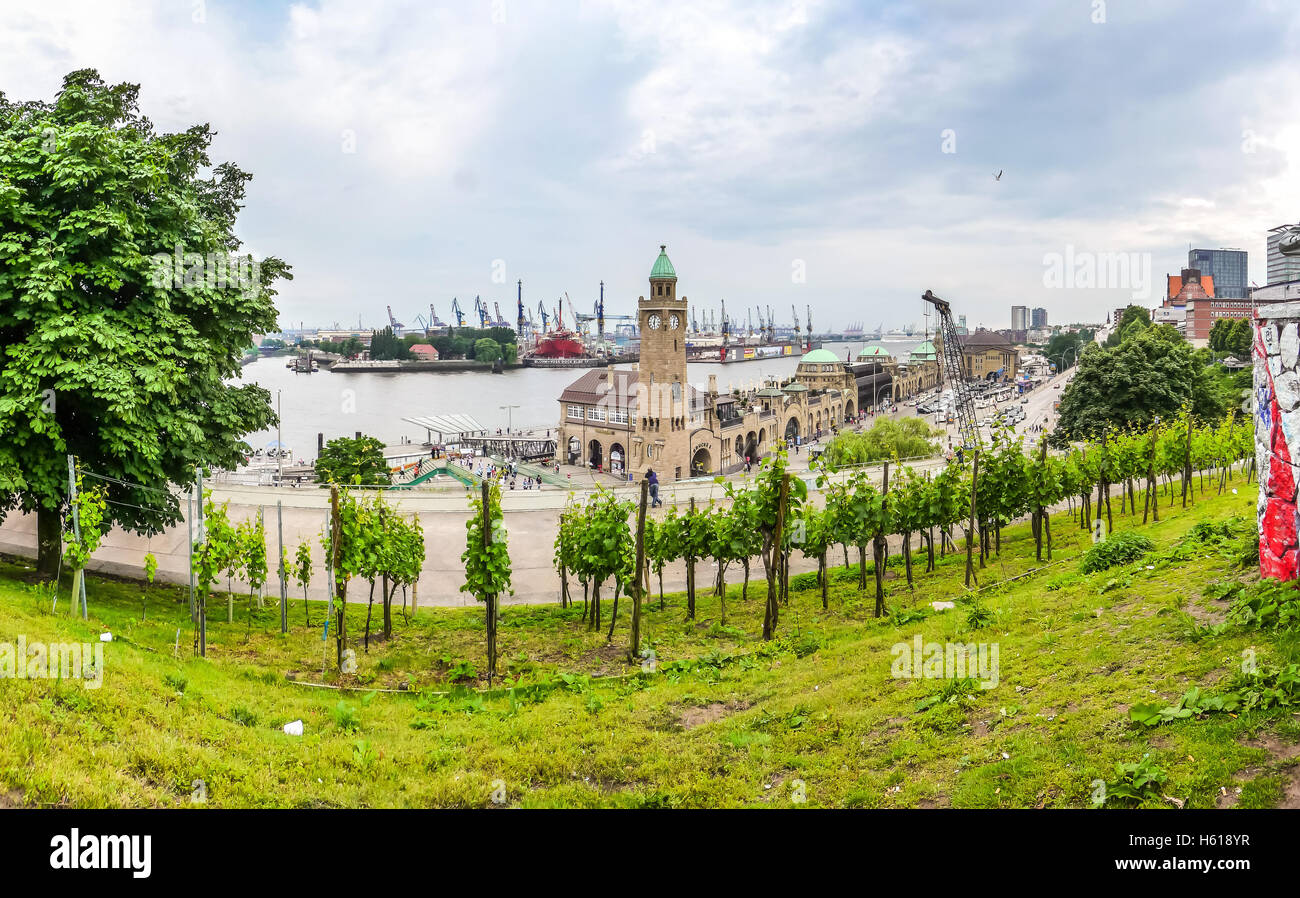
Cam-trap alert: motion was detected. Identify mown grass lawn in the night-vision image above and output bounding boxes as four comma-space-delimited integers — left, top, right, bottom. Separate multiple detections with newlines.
1, 481, 1297, 808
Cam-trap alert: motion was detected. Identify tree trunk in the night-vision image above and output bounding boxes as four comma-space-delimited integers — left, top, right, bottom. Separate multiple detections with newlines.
819, 551, 828, 609
686, 556, 695, 619
606, 582, 620, 641
872, 537, 886, 617
364, 579, 376, 650
902, 532, 914, 589
383, 578, 396, 639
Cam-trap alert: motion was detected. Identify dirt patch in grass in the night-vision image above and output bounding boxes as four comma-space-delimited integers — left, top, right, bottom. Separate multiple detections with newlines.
680, 700, 752, 730
1216, 786, 1242, 809
1279, 770, 1300, 809
1184, 601, 1227, 625
916, 795, 951, 808
0, 789, 24, 808
1244, 734, 1300, 761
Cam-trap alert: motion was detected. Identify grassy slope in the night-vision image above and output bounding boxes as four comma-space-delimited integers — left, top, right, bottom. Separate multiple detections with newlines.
1, 479, 1297, 809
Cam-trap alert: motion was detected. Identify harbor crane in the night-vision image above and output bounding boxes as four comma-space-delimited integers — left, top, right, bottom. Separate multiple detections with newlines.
473, 296, 490, 328
537, 301, 550, 332
516, 280, 526, 337
493, 301, 507, 328
721, 299, 730, 344
450, 297, 466, 327
921, 289, 980, 449
791, 304, 801, 339
386, 305, 404, 330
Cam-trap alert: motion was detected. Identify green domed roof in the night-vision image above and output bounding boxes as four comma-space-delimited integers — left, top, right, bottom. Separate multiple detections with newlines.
650, 245, 677, 280
909, 340, 937, 361
799, 348, 840, 364
856, 344, 892, 359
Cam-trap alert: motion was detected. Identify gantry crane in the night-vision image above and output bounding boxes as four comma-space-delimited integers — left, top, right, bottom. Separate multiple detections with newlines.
921, 289, 979, 449
450, 297, 466, 328
536, 301, 550, 332
791, 304, 801, 341
386, 305, 404, 330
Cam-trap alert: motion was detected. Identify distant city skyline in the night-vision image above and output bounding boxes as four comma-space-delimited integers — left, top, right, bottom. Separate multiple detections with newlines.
5, 1, 1300, 332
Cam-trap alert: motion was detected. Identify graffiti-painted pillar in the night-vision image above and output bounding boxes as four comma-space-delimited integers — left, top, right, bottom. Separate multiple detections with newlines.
1254, 304, 1300, 580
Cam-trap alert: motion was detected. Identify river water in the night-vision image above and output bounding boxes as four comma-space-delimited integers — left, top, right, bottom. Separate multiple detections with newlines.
240, 337, 927, 460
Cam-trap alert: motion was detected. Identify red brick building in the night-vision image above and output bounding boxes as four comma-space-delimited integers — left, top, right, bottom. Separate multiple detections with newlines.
1161, 268, 1251, 343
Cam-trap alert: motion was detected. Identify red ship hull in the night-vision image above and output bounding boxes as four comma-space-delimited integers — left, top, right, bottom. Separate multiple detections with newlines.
529, 330, 588, 359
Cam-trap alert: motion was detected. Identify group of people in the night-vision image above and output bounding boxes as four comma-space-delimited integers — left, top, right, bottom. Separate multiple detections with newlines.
474, 460, 544, 490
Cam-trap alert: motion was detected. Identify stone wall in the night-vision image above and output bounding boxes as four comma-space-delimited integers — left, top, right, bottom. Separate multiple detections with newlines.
1254, 304, 1300, 580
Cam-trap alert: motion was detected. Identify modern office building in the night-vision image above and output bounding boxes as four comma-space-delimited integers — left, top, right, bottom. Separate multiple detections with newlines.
1267, 226, 1300, 285
1030, 307, 1047, 328
1188, 248, 1247, 299
1010, 305, 1029, 331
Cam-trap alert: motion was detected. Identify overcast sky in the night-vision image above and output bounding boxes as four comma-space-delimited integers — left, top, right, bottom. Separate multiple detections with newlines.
4, 0, 1300, 332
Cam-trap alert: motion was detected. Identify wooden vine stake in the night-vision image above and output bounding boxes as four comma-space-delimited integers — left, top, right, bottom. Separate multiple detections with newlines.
629, 479, 648, 662
965, 451, 980, 589
481, 481, 498, 687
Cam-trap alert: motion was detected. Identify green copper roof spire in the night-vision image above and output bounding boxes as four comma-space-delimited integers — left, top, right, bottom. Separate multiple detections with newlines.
650, 245, 677, 280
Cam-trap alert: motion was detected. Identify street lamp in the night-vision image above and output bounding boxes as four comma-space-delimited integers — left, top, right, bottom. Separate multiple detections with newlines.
1050, 345, 1079, 375
499, 404, 520, 433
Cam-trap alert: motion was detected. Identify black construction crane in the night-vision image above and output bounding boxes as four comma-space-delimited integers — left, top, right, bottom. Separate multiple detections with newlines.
921, 289, 980, 449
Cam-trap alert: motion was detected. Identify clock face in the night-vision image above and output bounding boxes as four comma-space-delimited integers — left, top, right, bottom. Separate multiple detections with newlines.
668, 314, 680, 330
647, 314, 661, 330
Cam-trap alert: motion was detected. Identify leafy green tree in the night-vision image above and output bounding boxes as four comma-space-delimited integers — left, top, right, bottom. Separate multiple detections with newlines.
1045, 328, 1093, 371
315, 435, 389, 485
292, 541, 312, 625
1054, 330, 1229, 442
238, 509, 268, 630
461, 483, 512, 684
725, 450, 806, 638
796, 503, 834, 609
647, 507, 683, 610
890, 467, 929, 589
1106, 305, 1151, 346
0, 69, 289, 577
368, 326, 411, 361
142, 550, 158, 620
474, 338, 502, 363
820, 417, 939, 469
62, 475, 107, 618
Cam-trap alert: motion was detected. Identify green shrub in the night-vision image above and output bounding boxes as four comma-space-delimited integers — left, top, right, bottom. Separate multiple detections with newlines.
1079, 531, 1154, 574
333, 701, 361, 733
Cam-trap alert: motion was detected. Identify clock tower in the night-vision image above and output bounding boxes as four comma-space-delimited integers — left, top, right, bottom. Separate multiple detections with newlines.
634, 245, 691, 478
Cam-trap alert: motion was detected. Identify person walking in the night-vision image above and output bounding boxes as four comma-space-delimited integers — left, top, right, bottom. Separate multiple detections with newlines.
647, 469, 662, 508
